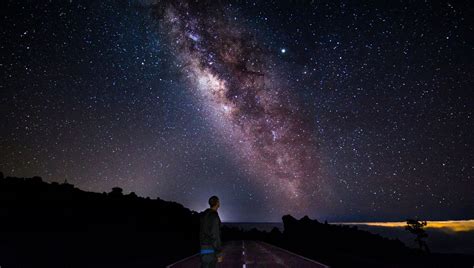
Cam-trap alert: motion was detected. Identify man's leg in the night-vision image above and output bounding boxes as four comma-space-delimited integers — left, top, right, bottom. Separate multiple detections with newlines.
200, 253, 217, 268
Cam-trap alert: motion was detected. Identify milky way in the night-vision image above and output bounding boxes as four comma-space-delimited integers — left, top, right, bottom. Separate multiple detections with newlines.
153, 1, 326, 212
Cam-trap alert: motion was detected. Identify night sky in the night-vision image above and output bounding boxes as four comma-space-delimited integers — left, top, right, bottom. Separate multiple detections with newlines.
1, 1, 473, 222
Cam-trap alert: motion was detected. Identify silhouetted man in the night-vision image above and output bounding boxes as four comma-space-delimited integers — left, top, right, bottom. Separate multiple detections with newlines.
199, 195, 222, 267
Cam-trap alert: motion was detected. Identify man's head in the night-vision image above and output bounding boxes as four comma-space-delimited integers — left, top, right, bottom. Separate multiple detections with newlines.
208, 195, 220, 210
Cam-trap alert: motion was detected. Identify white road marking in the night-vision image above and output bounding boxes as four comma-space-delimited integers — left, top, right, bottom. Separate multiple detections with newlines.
242, 240, 246, 266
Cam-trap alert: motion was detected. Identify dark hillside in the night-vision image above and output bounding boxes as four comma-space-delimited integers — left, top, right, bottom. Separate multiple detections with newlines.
1, 174, 473, 267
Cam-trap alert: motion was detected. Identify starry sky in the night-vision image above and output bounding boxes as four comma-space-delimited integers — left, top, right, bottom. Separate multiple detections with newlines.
1, 1, 473, 222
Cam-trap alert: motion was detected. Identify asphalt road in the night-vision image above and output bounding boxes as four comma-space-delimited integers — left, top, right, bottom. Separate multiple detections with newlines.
167, 240, 329, 267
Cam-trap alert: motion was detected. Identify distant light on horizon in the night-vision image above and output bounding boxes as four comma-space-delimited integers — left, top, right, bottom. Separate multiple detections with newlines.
334, 219, 474, 232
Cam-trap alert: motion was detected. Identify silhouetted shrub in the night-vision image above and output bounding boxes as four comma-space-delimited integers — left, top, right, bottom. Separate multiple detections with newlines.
109, 187, 124, 197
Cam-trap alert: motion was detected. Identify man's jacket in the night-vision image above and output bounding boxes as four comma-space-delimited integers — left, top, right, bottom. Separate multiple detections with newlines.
199, 208, 222, 255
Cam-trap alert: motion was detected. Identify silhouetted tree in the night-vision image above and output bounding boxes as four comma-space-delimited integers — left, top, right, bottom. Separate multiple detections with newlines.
109, 187, 124, 197
405, 219, 430, 253
31, 176, 43, 183
128, 192, 138, 198
0, 171, 4, 179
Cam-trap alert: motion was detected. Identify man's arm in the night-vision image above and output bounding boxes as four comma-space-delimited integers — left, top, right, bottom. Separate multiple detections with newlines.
210, 214, 222, 256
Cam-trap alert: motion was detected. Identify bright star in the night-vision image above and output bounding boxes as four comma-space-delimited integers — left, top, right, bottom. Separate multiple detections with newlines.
281, 48, 286, 53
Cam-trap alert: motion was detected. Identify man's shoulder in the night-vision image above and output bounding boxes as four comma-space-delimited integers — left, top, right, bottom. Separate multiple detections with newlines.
209, 210, 219, 217
201, 208, 216, 215
201, 209, 219, 218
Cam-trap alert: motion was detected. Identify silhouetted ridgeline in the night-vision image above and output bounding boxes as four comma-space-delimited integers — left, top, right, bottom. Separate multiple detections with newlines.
0, 174, 473, 268
0, 175, 199, 267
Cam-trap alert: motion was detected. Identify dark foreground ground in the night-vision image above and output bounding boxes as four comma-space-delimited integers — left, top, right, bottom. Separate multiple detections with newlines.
1, 175, 473, 267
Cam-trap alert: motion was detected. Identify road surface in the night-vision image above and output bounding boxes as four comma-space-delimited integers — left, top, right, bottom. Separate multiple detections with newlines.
167, 240, 329, 267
